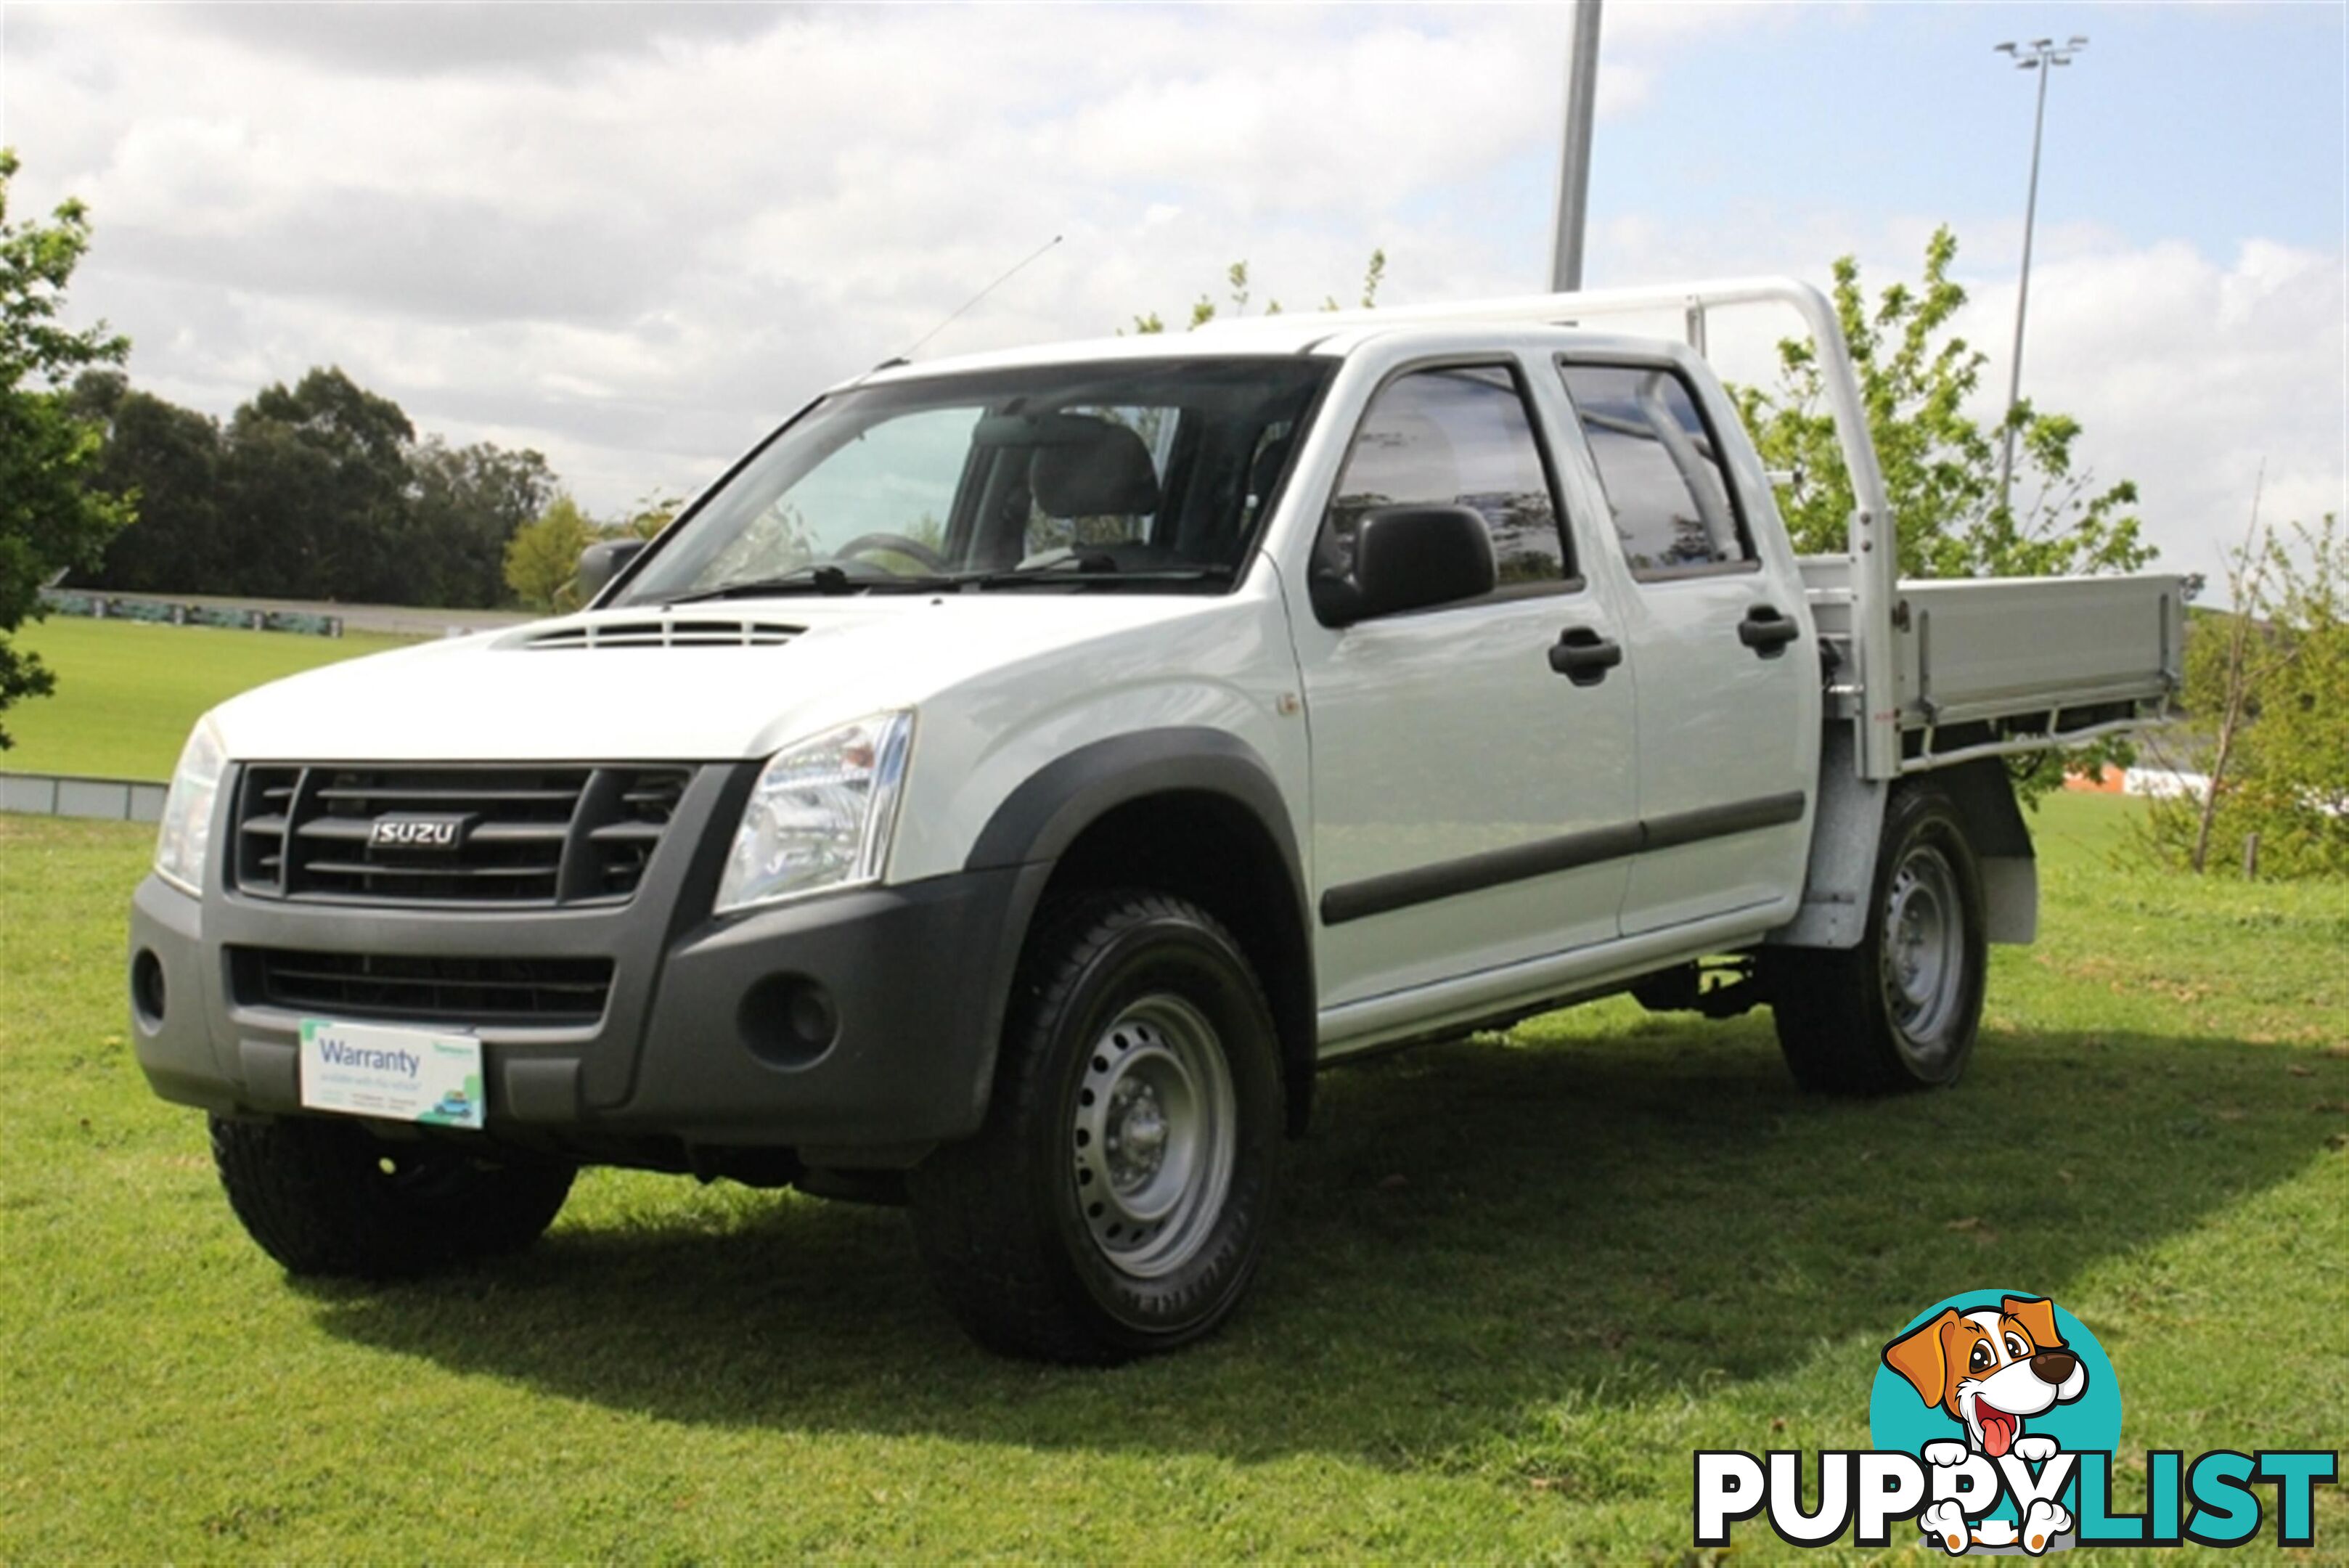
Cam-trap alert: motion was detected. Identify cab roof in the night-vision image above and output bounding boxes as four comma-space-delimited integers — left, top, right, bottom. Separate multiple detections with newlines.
849, 312, 1685, 391
854, 317, 1349, 386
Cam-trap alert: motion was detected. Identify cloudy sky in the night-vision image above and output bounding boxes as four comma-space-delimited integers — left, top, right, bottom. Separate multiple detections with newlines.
5, 2, 2342, 587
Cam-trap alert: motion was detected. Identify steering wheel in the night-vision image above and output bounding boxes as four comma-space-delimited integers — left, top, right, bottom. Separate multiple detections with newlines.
835, 532, 949, 573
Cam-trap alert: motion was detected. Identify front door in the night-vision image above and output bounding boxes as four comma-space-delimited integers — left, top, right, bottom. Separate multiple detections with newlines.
1295, 358, 1640, 1009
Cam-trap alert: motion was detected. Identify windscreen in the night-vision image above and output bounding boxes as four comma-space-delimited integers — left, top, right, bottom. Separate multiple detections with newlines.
618, 357, 1333, 603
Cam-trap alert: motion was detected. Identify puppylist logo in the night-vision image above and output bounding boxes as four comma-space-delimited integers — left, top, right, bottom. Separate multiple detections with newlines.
1694, 1291, 2337, 1554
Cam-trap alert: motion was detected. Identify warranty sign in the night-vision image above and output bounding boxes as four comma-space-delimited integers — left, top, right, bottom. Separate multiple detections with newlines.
299, 1018, 485, 1129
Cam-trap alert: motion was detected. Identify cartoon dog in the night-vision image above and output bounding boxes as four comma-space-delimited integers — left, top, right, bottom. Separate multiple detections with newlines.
1884, 1295, 2088, 1555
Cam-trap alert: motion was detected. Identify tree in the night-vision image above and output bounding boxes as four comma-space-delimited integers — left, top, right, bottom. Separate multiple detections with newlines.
503, 495, 597, 612
220, 367, 417, 603
1733, 227, 2153, 581
614, 491, 683, 542
1728, 228, 2159, 801
2181, 485, 2282, 875
71, 370, 227, 594
0, 149, 134, 748
408, 438, 557, 608
75, 367, 558, 609
2135, 515, 2348, 880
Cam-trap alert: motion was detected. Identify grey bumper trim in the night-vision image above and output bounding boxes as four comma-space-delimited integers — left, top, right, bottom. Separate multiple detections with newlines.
129, 763, 1041, 1161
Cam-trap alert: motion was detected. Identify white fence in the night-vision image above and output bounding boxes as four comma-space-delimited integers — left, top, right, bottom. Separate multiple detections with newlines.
2120, 766, 2212, 800
0, 772, 170, 824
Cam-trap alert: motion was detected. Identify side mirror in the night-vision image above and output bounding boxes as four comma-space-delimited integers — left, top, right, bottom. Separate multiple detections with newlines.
575, 539, 647, 600
1309, 505, 1497, 626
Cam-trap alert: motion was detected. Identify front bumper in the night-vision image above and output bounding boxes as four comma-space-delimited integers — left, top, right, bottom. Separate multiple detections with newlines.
128, 772, 1044, 1166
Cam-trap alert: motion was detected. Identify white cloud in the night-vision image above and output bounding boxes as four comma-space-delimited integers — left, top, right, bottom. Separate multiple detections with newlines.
13, 6, 1659, 502
6, 1, 2337, 595
1989, 234, 2346, 587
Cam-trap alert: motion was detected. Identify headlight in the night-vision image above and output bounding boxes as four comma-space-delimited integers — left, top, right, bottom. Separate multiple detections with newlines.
714, 712, 913, 915
155, 716, 226, 897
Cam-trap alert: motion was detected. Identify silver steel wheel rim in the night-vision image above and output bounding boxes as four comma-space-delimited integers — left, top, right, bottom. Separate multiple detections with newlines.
1070, 994, 1236, 1280
1882, 841, 1965, 1057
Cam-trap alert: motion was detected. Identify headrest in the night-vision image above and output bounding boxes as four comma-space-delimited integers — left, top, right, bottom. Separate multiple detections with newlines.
1031, 421, 1161, 518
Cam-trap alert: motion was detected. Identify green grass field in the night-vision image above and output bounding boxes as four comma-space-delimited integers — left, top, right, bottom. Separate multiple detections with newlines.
1, 616, 416, 780
1, 794, 2342, 1561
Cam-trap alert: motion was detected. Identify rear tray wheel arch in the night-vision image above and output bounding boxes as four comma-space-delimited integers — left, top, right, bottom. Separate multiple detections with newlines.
1771, 780, 1990, 1094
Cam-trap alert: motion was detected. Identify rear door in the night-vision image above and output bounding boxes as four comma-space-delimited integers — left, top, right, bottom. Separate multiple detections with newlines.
1294, 356, 1640, 1008
1556, 356, 1817, 935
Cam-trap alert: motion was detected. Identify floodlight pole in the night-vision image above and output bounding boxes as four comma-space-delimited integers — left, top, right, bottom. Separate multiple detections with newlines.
1549, 0, 1604, 291
1995, 36, 2087, 515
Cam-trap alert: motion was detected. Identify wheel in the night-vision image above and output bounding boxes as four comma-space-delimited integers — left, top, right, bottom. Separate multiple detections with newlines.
210, 1114, 576, 1279
1771, 784, 1987, 1094
834, 532, 949, 572
907, 890, 1283, 1363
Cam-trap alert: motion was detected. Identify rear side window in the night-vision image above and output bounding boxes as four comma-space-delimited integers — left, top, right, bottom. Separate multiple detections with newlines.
1558, 362, 1753, 576
1325, 364, 1569, 590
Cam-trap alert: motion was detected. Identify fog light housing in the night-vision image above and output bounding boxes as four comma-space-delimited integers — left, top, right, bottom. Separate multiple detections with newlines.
739, 974, 838, 1069
131, 949, 168, 1029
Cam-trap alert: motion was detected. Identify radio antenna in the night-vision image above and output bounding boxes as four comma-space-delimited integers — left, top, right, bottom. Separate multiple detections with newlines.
879, 234, 1063, 369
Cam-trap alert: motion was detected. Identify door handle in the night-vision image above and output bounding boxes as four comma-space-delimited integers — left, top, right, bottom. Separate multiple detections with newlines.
1548, 627, 1622, 685
1739, 605, 1801, 658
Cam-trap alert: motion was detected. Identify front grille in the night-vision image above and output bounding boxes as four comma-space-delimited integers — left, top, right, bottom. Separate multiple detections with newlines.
233, 764, 693, 907
234, 949, 613, 1026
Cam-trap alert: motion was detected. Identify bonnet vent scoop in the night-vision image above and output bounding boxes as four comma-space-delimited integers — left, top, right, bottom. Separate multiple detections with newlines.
521, 618, 803, 650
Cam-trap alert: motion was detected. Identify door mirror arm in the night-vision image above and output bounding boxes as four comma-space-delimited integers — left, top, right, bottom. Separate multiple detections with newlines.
575, 539, 648, 603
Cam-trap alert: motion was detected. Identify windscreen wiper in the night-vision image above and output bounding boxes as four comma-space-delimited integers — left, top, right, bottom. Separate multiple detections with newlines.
970, 565, 1236, 590
661, 565, 960, 605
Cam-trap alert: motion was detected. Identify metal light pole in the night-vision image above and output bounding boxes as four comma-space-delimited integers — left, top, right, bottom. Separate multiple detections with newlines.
1549, 0, 1604, 292
1993, 35, 2087, 515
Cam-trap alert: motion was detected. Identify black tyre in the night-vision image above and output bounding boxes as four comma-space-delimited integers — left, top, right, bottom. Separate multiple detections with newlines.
1771, 783, 1987, 1094
907, 890, 1283, 1363
210, 1114, 576, 1279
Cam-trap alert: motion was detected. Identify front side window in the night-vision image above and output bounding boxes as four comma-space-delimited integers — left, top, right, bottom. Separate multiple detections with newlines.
1558, 362, 1753, 576
618, 359, 1333, 603
1322, 364, 1569, 591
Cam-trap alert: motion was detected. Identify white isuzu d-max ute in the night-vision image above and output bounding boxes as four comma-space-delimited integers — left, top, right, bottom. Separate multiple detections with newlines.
129, 279, 2182, 1361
